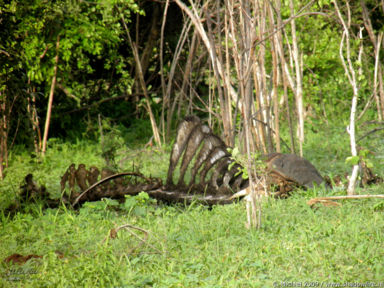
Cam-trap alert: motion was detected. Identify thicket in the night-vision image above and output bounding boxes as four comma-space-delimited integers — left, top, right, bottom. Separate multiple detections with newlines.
0, 0, 383, 154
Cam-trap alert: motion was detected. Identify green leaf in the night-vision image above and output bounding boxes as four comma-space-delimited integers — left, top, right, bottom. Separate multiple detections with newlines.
345, 156, 359, 166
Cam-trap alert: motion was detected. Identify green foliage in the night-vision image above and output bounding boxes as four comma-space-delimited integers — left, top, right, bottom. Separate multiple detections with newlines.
122, 192, 157, 217
1, 0, 140, 85
0, 0, 147, 144
228, 147, 266, 180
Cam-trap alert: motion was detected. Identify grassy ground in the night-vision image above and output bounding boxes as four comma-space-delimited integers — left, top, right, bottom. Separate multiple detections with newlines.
0, 127, 383, 287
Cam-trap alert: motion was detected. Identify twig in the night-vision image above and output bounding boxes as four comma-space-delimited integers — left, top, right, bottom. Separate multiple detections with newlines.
59, 94, 142, 115
102, 224, 163, 254
251, 117, 291, 151
357, 127, 384, 142
39, 44, 51, 59
0, 49, 10, 57
307, 194, 384, 206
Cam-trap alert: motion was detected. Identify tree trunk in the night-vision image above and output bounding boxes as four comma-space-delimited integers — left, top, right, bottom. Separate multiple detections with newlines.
42, 35, 60, 155
334, 1, 362, 195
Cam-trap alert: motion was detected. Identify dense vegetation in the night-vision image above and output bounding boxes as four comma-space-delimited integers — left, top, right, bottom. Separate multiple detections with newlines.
1, 0, 384, 286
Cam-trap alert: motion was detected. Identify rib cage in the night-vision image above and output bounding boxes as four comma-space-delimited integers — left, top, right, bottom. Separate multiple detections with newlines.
166, 117, 248, 195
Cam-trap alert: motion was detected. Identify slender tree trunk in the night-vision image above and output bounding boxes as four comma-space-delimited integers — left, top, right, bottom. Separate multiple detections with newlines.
334, 1, 361, 195
373, 33, 383, 121
0, 91, 6, 179
121, 13, 162, 146
27, 80, 41, 154
289, 0, 304, 157
164, 19, 192, 141
159, 0, 169, 143
257, 1, 273, 153
269, 5, 281, 152
42, 35, 60, 155
243, 0, 261, 229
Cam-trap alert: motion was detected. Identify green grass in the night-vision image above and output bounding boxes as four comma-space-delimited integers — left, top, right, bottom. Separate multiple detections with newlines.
0, 128, 384, 287
1, 195, 384, 287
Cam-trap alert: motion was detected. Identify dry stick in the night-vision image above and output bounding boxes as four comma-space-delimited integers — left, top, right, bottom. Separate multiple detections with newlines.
308, 195, 384, 206
360, 0, 382, 121
71, 172, 151, 207
0, 49, 10, 57
178, 30, 198, 114
373, 33, 383, 120
255, 0, 273, 154
172, 77, 218, 117
268, 3, 281, 152
243, 0, 261, 229
205, 8, 231, 146
3, 93, 20, 168
252, 67, 268, 154
120, 13, 161, 147
103, 224, 164, 254
251, 4, 267, 153
358, 93, 375, 121
225, 5, 238, 146
62, 94, 141, 115
174, 0, 240, 109
215, 0, 234, 146
289, 0, 304, 157
357, 127, 384, 143
164, 18, 193, 139
30, 88, 42, 152
42, 35, 60, 155
251, 118, 291, 151
217, 0, 234, 147
227, 0, 259, 152
159, 0, 169, 143
274, 0, 296, 154
0, 94, 5, 179
105, 225, 143, 252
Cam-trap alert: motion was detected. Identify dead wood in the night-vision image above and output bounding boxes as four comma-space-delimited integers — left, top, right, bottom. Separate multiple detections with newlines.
103, 224, 163, 255
4, 254, 42, 265
307, 194, 384, 207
